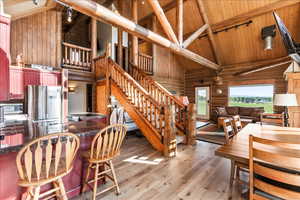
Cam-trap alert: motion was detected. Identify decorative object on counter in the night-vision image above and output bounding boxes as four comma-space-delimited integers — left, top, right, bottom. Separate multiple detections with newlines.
82, 124, 127, 200
16, 132, 80, 199
273, 93, 298, 127
16, 54, 25, 67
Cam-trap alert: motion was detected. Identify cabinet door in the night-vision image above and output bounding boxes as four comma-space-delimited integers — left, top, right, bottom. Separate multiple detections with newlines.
9, 67, 24, 100
0, 15, 11, 101
24, 68, 41, 86
40, 71, 61, 86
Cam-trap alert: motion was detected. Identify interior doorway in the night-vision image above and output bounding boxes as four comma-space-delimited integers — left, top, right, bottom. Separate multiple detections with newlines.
195, 87, 210, 119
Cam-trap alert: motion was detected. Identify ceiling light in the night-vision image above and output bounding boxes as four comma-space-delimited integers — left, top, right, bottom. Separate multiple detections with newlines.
141, 1, 145, 5
261, 25, 276, 51
67, 7, 73, 23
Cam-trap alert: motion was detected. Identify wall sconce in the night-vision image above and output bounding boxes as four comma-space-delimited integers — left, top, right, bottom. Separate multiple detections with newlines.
216, 89, 223, 95
67, 7, 73, 23
261, 25, 276, 50
68, 86, 76, 93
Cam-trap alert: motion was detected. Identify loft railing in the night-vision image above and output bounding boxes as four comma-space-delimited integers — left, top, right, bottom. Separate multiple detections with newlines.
62, 42, 92, 71
138, 53, 153, 75
128, 65, 188, 133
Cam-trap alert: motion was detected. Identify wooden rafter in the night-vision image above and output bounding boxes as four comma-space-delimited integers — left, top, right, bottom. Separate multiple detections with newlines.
140, 0, 188, 25
177, 0, 183, 45
147, 0, 179, 45
196, 0, 222, 65
183, 24, 208, 48
57, 0, 219, 70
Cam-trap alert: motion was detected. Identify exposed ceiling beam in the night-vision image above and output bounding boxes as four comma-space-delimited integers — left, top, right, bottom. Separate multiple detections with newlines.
183, 24, 208, 48
196, 0, 222, 65
139, 0, 188, 25
177, 0, 183, 45
58, 0, 220, 70
146, 0, 179, 45
236, 60, 292, 76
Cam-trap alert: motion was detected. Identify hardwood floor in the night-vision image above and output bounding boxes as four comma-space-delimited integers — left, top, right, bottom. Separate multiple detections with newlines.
74, 134, 246, 200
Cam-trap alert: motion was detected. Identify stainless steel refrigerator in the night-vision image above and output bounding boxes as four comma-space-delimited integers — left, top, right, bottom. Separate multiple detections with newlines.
27, 85, 62, 121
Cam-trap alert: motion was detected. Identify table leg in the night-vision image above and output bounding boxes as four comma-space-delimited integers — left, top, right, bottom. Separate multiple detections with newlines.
230, 160, 236, 187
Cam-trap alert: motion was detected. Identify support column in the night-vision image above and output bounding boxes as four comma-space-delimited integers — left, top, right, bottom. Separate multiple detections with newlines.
186, 103, 196, 145
131, 0, 138, 66
91, 18, 97, 72
117, 0, 123, 67
164, 105, 177, 157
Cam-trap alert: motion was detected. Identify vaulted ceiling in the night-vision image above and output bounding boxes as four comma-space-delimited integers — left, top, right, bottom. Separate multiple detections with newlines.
137, 0, 300, 71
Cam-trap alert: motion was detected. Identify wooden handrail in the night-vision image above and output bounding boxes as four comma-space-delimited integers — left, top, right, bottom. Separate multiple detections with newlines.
138, 53, 153, 74
128, 64, 187, 133
62, 42, 92, 52
129, 64, 186, 108
62, 42, 92, 71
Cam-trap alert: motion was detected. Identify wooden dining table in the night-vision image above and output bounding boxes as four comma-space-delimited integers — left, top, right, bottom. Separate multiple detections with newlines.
215, 122, 300, 185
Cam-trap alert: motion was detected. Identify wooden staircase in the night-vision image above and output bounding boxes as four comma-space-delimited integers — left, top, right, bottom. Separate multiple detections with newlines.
95, 56, 178, 156
128, 65, 188, 135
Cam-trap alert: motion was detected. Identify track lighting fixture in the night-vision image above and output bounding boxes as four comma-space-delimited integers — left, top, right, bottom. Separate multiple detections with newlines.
33, 0, 39, 5
67, 7, 73, 23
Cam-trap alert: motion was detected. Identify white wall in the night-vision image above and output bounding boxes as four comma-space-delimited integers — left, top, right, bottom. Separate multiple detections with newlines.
68, 81, 87, 114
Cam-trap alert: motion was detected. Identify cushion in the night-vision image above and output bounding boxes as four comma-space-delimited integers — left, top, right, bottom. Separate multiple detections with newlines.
216, 107, 227, 116
225, 107, 239, 115
251, 108, 264, 118
239, 107, 254, 116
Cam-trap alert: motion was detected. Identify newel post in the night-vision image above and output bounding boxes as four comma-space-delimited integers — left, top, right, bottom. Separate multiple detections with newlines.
163, 105, 177, 157
186, 103, 196, 145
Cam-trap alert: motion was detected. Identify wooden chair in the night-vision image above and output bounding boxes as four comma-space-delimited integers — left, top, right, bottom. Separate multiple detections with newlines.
222, 118, 236, 144
249, 135, 300, 200
260, 113, 284, 126
82, 124, 127, 200
232, 115, 243, 133
16, 133, 80, 200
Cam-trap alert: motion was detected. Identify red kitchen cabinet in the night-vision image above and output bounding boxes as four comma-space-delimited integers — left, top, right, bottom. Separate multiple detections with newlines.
9, 67, 62, 100
0, 14, 11, 101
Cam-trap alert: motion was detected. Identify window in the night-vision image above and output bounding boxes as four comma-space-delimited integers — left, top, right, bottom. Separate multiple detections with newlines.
229, 85, 274, 113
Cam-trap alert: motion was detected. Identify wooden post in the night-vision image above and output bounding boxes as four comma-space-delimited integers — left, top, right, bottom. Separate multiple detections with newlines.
105, 59, 111, 125
177, 0, 183, 45
61, 69, 69, 123
131, 0, 138, 66
186, 103, 196, 145
117, 0, 123, 67
163, 105, 177, 157
91, 18, 97, 72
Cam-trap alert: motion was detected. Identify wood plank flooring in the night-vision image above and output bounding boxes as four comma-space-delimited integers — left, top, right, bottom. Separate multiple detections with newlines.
74, 134, 246, 200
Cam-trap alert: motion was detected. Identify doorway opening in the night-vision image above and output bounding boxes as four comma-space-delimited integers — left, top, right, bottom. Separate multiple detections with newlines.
195, 87, 210, 119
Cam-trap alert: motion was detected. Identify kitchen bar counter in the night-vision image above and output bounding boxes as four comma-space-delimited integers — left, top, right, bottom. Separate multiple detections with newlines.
0, 117, 107, 200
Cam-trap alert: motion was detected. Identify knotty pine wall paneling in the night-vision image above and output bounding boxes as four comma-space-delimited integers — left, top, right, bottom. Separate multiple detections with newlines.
10, 9, 62, 67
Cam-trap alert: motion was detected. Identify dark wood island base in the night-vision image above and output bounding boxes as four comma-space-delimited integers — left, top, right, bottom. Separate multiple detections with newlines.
0, 118, 106, 200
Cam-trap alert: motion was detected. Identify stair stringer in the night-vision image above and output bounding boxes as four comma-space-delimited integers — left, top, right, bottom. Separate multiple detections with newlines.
111, 81, 164, 152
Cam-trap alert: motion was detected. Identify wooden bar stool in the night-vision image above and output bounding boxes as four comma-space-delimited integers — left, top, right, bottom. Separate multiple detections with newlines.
82, 124, 127, 200
16, 133, 80, 200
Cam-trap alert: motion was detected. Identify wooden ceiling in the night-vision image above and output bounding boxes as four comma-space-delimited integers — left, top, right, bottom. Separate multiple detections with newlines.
139, 0, 300, 71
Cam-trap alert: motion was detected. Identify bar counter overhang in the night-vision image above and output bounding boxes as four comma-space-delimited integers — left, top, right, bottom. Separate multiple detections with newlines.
0, 117, 106, 200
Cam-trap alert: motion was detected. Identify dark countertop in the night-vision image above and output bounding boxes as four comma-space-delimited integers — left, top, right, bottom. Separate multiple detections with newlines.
0, 117, 107, 154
